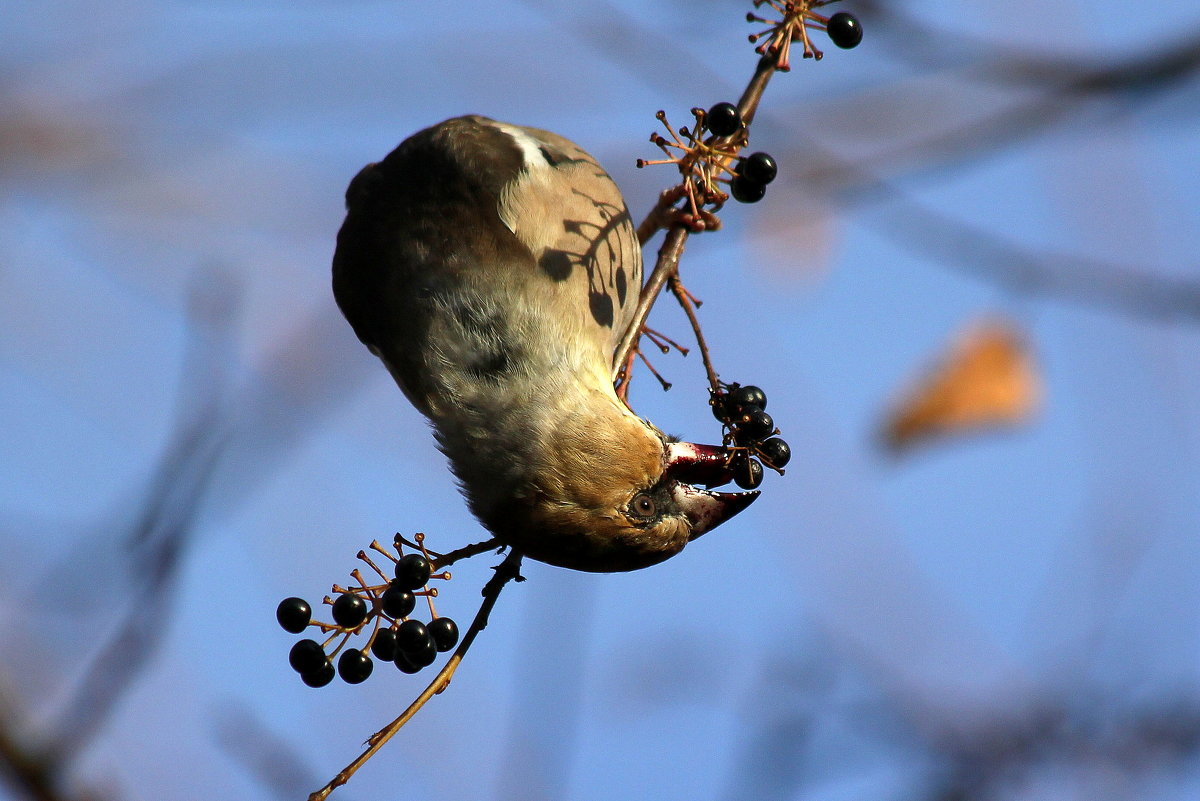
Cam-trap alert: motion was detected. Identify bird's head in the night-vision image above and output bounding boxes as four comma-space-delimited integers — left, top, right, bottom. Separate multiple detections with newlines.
471, 391, 758, 572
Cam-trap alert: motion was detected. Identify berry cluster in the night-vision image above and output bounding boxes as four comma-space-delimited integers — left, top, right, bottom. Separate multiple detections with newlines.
702, 102, 780, 205
637, 103, 780, 215
711, 383, 792, 489
276, 534, 460, 687
747, 1, 863, 69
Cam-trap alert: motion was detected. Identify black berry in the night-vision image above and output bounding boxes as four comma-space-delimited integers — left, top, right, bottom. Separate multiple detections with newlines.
738, 153, 777, 186
381, 583, 416, 619
706, 102, 742, 137
826, 12, 863, 49
758, 437, 792, 468
427, 617, 460, 652
337, 649, 374, 684
405, 635, 438, 668
395, 650, 422, 674
276, 597, 311, 634
733, 456, 765, 490
711, 393, 732, 422
731, 384, 767, 410
396, 619, 431, 653
394, 553, 432, 590
730, 175, 767, 204
371, 628, 399, 661
397, 619, 438, 667
289, 639, 328, 674
735, 408, 775, 441
301, 661, 336, 688
331, 592, 369, 628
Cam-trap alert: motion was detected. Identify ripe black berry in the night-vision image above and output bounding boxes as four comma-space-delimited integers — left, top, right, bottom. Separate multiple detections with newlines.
826, 12, 863, 49
276, 597, 311, 634
758, 437, 792, 468
395, 650, 422, 674
396, 619, 431, 653
735, 407, 775, 441
738, 153, 778, 186
338, 649, 374, 684
731, 384, 768, 410
427, 617, 460, 652
733, 456, 765, 490
371, 628, 399, 661
301, 661, 336, 688
331, 592, 369, 628
397, 619, 438, 667
405, 635, 438, 668
706, 102, 742, 137
289, 639, 328, 674
394, 553, 432, 590
711, 393, 732, 422
730, 175, 767, 204
381, 583, 416, 619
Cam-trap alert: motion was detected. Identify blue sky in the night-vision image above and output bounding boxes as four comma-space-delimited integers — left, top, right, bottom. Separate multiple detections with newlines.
3, 2, 1200, 800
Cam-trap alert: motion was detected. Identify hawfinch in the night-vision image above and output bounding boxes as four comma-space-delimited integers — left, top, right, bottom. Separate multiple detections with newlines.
333, 116, 757, 572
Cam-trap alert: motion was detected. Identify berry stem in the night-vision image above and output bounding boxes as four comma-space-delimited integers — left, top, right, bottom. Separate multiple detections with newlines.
368, 539, 397, 564
644, 326, 690, 356
636, 348, 673, 391
307, 550, 524, 801
357, 549, 391, 583
422, 587, 439, 620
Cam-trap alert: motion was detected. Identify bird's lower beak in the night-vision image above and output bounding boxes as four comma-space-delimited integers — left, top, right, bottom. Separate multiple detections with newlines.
665, 442, 759, 537
670, 482, 759, 539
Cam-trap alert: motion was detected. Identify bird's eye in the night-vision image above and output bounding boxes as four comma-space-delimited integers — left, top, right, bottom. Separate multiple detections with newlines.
630, 492, 657, 518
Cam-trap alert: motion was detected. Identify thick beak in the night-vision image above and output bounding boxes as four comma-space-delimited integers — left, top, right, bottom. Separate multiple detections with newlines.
665, 442, 759, 538
670, 482, 759, 539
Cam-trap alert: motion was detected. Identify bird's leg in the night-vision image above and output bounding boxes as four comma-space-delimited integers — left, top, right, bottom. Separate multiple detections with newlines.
308, 550, 525, 801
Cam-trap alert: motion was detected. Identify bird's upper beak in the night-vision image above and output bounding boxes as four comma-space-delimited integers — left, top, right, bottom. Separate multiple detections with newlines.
665, 442, 759, 538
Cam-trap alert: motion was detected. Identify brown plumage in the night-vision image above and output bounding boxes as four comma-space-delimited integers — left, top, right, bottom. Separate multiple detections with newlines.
333, 116, 755, 572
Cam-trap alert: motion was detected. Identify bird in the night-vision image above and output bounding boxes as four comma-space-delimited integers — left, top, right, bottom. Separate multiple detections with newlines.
332, 115, 758, 572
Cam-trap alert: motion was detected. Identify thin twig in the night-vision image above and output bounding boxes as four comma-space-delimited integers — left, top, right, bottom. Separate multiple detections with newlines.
431, 538, 501, 570
668, 274, 721, 392
307, 550, 524, 801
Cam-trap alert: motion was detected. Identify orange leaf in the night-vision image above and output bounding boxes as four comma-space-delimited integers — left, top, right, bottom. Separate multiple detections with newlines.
882, 318, 1040, 452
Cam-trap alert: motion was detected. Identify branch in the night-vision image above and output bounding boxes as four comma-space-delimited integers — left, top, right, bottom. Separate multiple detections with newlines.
307, 549, 524, 801
431, 537, 501, 570
612, 52, 783, 384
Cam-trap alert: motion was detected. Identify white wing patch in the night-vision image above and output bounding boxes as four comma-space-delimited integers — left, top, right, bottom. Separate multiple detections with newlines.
492, 122, 560, 240
491, 122, 552, 173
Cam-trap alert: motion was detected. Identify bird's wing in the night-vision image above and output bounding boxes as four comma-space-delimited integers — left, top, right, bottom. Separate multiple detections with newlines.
494, 121, 643, 361
332, 116, 641, 413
